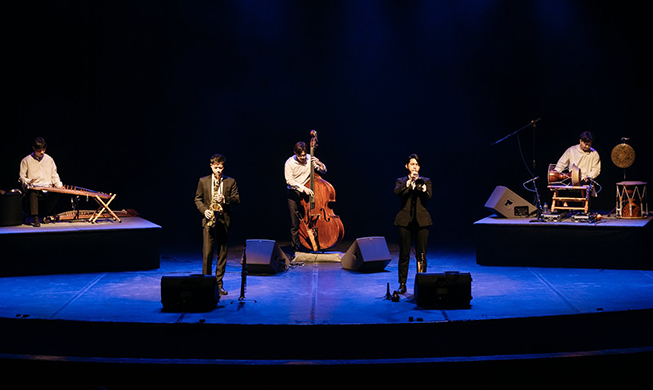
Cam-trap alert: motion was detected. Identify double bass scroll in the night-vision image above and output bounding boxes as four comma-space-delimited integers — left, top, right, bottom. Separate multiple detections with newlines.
297, 130, 345, 252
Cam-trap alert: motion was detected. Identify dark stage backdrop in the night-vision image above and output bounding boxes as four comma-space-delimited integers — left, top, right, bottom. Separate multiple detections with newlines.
2, 1, 651, 253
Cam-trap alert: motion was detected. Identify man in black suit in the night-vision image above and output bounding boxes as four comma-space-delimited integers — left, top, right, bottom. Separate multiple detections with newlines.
194, 154, 240, 295
394, 153, 432, 294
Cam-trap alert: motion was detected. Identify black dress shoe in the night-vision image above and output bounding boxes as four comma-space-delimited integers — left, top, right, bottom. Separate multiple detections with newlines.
32, 216, 41, 227
220, 288, 228, 295
398, 283, 407, 294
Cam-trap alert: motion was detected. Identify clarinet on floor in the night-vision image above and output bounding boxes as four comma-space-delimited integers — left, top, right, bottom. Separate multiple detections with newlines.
239, 242, 247, 301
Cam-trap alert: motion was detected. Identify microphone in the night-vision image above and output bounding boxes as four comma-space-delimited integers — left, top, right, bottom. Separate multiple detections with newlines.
531, 118, 541, 124
524, 176, 539, 184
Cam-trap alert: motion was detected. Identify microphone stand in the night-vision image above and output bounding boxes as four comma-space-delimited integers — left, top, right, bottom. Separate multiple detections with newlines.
525, 177, 545, 222
232, 241, 256, 307
491, 118, 540, 145
491, 118, 541, 172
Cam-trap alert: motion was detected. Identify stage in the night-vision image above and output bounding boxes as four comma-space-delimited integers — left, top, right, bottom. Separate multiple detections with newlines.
0, 217, 161, 276
0, 227, 652, 388
474, 214, 652, 270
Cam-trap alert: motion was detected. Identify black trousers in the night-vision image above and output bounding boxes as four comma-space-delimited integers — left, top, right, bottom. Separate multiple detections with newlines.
397, 222, 429, 284
27, 190, 60, 218
202, 221, 229, 289
287, 189, 306, 251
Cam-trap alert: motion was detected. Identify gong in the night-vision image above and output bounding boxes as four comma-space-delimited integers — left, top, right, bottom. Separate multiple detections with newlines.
611, 142, 636, 169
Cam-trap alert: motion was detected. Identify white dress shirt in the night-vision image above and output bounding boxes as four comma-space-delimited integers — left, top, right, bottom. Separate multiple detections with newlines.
555, 144, 601, 180
211, 174, 223, 202
284, 154, 327, 192
19, 153, 63, 188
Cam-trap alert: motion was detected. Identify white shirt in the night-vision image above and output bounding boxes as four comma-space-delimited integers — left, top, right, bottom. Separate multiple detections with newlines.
211, 174, 223, 201
19, 153, 63, 188
554, 144, 601, 180
284, 154, 326, 191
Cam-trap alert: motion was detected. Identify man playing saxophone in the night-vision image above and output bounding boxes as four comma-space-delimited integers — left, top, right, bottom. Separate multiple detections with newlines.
194, 154, 240, 296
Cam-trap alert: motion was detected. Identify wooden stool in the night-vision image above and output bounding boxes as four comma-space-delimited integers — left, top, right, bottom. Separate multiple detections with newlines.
548, 185, 591, 213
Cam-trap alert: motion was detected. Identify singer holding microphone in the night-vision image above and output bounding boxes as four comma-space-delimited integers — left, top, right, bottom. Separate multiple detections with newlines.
394, 153, 433, 294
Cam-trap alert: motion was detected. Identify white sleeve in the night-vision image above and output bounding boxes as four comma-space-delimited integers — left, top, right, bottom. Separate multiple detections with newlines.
284, 160, 307, 191
50, 159, 63, 187
18, 158, 29, 186
587, 152, 601, 179
554, 148, 571, 172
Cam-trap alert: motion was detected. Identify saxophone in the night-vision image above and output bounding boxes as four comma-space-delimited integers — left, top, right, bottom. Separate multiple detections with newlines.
206, 194, 224, 228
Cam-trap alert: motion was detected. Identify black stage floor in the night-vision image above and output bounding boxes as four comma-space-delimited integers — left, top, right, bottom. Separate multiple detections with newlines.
0, 218, 652, 388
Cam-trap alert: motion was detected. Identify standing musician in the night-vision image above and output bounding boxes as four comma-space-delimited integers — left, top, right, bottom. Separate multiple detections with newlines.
194, 154, 240, 296
284, 141, 327, 255
394, 153, 433, 294
554, 131, 601, 184
18, 137, 63, 227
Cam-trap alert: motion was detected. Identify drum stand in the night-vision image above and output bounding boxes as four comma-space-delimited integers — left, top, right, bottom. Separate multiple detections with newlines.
548, 184, 591, 214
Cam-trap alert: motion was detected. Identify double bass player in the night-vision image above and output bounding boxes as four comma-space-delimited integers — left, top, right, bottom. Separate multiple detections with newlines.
284, 141, 327, 256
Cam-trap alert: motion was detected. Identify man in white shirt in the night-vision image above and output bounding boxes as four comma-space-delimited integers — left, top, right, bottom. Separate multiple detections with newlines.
18, 137, 63, 227
284, 141, 326, 253
554, 131, 601, 184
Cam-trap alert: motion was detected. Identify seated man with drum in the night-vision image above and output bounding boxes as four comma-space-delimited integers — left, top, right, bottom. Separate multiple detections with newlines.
554, 131, 601, 184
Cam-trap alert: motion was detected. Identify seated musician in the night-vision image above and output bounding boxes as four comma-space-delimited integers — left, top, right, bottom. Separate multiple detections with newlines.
554, 131, 601, 184
18, 137, 63, 227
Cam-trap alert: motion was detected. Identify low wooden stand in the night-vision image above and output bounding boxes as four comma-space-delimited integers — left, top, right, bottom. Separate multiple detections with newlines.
548, 185, 591, 213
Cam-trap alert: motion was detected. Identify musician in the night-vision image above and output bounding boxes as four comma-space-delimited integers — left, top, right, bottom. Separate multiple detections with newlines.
284, 141, 326, 254
194, 154, 240, 296
18, 137, 63, 227
554, 131, 601, 184
394, 153, 433, 294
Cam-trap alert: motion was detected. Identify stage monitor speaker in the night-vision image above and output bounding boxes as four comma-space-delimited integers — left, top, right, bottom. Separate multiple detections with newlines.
414, 271, 472, 309
160, 274, 219, 312
0, 191, 23, 227
485, 185, 536, 218
245, 239, 288, 274
341, 236, 392, 272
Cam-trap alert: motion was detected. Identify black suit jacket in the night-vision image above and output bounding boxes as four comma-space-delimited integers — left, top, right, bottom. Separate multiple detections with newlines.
194, 174, 240, 228
393, 176, 433, 228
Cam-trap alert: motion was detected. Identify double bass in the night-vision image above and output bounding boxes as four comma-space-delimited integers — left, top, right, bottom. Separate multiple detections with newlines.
298, 130, 345, 251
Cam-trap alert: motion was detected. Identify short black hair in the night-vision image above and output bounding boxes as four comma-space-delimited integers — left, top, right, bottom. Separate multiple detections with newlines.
210, 154, 225, 165
294, 141, 307, 155
579, 131, 593, 143
405, 153, 421, 166
33, 137, 47, 150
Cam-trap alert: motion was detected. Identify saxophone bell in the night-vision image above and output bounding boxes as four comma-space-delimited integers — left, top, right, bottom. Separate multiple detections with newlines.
206, 201, 223, 228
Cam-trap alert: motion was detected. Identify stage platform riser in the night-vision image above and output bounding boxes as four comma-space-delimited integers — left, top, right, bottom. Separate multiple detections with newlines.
1, 309, 651, 362
474, 217, 652, 269
0, 218, 161, 276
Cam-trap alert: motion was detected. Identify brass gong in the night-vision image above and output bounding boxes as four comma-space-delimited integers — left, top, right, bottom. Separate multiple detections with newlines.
611, 142, 636, 169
